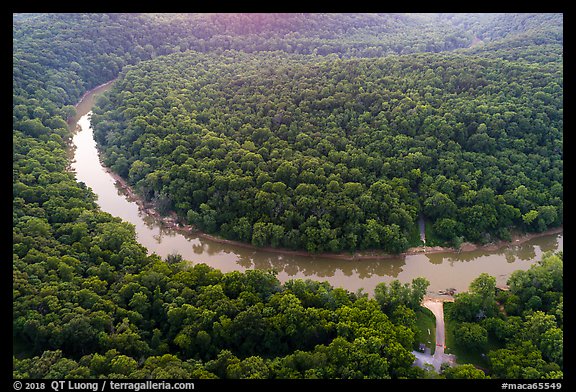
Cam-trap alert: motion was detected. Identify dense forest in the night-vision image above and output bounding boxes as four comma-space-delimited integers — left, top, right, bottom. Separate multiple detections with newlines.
91, 49, 562, 252
445, 252, 563, 378
13, 13, 563, 379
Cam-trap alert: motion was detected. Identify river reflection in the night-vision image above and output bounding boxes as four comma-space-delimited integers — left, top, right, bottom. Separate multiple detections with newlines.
70, 84, 563, 298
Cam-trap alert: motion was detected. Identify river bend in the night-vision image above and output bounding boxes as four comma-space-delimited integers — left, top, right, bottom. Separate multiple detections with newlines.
70, 82, 563, 297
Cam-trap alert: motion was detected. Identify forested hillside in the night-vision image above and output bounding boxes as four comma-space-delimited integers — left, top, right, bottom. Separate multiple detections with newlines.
92, 49, 562, 252
13, 13, 562, 379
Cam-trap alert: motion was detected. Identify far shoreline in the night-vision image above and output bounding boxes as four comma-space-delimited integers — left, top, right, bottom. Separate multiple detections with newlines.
104, 165, 563, 262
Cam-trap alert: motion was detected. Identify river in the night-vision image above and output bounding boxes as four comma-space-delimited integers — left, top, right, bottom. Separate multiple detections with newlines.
69, 82, 563, 298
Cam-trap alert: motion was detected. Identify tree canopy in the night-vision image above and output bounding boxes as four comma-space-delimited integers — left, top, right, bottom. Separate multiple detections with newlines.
13, 12, 562, 379
91, 48, 562, 252
446, 252, 563, 379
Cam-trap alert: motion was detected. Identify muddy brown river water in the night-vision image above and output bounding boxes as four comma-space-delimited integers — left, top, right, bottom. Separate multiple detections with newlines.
69, 81, 563, 297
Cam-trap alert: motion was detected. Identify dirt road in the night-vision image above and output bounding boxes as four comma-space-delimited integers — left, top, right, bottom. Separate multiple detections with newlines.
412, 299, 456, 372
418, 214, 426, 244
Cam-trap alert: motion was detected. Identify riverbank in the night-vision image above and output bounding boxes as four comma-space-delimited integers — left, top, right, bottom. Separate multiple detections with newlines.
68, 79, 117, 132
66, 80, 117, 172
76, 79, 116, 109
406, 225, 563, 256
67, 76, 563, 297
74, 80, 563, 263
102, 164, 563, 261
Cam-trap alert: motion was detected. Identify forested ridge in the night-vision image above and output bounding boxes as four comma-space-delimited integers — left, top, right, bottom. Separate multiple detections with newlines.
13, 13, 563, 379
91, 50, 562, 252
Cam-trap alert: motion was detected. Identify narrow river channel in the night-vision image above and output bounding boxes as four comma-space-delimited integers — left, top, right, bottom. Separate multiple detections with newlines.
70, 82, 563, 297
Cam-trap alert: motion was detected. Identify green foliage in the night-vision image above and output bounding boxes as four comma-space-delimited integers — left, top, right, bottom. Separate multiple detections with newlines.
413, 307, 436, 353
91, 47, 561, 252
450, 273, 500, 322
375, 277, 430, 313
454, 323, 488, 351
14, 243, 425, 379
446, 253, 563, 378
13, 12, 562, 379
442, 364, 487, 379
488, 341, 555, 379
505, 252, 563, 315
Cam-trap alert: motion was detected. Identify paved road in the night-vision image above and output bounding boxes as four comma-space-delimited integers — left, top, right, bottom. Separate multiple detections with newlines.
412, 299, 456, 372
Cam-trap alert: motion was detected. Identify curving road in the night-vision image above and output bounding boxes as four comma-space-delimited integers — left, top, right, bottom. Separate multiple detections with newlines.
412, 299, 456, 372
